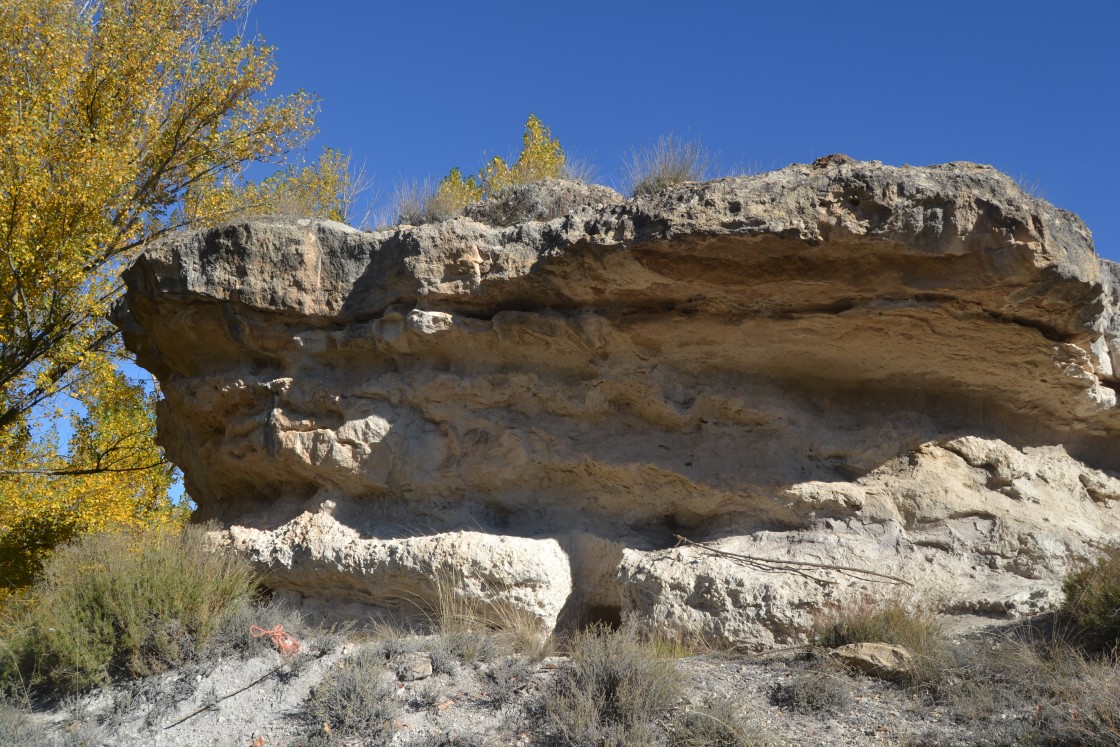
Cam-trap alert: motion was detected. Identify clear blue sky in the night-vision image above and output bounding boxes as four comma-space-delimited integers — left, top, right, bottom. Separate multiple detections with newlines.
250, 1, 1120, 261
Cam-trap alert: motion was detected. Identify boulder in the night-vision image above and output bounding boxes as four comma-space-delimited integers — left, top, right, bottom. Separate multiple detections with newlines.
115, 158, 1120, 646
831, 643, 915, 682
462, 178, 623, 226
396, 652, 434, 682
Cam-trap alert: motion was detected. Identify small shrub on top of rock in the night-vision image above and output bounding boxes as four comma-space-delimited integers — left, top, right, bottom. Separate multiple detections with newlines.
403, 115, 570, 224
543, 625, 680, 746
393, 177, 458, 226
624, 134, 710, 197
462, 179, 623, 227
1062, 548, 1120, 649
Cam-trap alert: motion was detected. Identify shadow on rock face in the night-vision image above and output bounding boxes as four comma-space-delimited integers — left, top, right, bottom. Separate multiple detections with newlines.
121, 159, 1120, 648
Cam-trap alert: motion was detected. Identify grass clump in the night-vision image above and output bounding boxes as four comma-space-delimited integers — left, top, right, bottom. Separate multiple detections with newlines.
911, 634, 1120, 746
640, 627, 722, 660
814, 597, 947, 686
624, 134, 710, 197
543, 625, 680, 746
770, 665, 852, 715
0, 524, 257, 694
0, 701, 53, 746
419, 564, 553, 662
393, 177, 462, 225
817, 597, 943, 649
304, 647, 400, 743
668, 699, 770, 747
1062, 549, 1120, 650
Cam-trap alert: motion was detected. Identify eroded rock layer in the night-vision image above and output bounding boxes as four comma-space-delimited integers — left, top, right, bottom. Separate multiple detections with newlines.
116, 158, 1120, 645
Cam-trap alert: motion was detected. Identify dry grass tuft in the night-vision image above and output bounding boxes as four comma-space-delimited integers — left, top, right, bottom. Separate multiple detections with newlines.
815, 597, 942, 651
418, 565, 553, 662
544, 624, 680, 746
561, 157, 599, 184
912, 634, 1120, 746
668, 698, 772, 746
640, 627, 725, 660
815, 596, 946, 684
624, 134, 710, 197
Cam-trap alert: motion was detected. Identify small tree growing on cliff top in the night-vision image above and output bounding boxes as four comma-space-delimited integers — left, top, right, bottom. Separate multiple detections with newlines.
0, 0, 342, 594
426, 115, 567, 219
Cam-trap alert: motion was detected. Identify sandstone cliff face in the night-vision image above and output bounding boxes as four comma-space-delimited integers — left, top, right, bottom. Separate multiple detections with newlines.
116, 158, 1120, 646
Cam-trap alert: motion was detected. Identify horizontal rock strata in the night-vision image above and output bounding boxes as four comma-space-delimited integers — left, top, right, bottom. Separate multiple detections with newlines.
117, 158, 1120, 646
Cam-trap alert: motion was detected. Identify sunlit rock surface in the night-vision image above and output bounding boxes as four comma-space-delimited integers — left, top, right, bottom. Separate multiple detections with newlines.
116, 158, 1120, 645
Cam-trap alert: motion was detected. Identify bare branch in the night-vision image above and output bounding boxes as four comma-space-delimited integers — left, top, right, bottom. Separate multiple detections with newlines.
671, 534, 913, 587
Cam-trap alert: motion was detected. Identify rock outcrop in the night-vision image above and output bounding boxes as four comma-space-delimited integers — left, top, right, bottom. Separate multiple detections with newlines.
115, 157, 1120, 647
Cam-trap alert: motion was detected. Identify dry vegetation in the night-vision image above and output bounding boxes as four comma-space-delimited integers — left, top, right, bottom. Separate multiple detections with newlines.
810, 566, 1120, 746
4, 524, 1120, 746
624, 134, 711, 197
0, 524, 259, 694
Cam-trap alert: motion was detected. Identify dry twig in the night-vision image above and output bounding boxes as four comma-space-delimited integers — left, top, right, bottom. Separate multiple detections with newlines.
671, 535, 912, 587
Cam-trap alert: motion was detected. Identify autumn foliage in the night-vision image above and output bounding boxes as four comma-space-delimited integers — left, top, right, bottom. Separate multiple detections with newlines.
0, 0, 344, 594
431, 115, 567, 217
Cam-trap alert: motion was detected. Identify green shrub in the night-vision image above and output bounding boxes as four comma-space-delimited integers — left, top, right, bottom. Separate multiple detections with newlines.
624, 134, 709, 197
1062, 549, 1120, 649
544, 625, 680, 746
304, 648, 400, 742
0, 524, 257, 693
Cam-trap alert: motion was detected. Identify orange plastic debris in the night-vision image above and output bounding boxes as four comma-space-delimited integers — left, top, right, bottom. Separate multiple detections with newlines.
249, 624, 301, 655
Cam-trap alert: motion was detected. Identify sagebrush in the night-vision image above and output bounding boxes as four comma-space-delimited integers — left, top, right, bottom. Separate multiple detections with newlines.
0, 524, 257, 693
304, 647, 400, 742
544, 625, 680, 746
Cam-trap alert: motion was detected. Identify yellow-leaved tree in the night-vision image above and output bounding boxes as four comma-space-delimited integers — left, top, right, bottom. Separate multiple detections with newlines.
0, 0, 351, 594
432, 115, 566, 216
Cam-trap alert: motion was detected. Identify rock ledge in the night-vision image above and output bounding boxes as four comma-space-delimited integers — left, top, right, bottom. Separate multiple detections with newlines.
117, 159, 1120, 646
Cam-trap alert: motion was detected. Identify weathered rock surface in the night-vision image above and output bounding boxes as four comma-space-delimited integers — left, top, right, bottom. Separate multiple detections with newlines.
462, 178, 624, 227
116, 157, 1120, 646
831, 643, 915, 682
